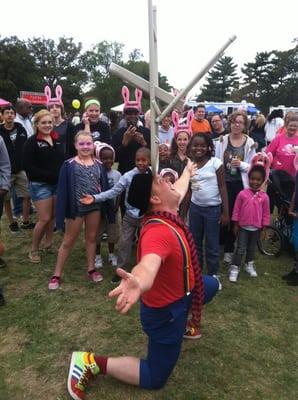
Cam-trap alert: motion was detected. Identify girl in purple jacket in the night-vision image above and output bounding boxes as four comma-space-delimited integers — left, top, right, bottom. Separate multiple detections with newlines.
229, 163, 270, 282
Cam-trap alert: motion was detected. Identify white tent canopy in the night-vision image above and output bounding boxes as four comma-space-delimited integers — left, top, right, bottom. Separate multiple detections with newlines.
110, 103, 124, 112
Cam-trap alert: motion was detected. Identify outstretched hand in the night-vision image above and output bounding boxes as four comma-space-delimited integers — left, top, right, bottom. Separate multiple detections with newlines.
80, 194, 94, 205
186, 159, 198, 177
108, 268, 142, 314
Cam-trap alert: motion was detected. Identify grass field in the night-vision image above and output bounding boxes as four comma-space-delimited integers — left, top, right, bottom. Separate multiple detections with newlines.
0, 222, 297, 400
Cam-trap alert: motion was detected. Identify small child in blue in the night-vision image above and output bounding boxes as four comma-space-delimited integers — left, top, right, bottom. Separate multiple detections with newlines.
94, 142, 122, 269
81, 147, 151, 284
286, 171, 298, 286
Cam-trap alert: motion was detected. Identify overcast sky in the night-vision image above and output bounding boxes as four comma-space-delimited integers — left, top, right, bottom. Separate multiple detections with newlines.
2, 0, 297, 98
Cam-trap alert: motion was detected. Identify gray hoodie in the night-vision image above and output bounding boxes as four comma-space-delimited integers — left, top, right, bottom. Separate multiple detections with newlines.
0, 136, 11, 191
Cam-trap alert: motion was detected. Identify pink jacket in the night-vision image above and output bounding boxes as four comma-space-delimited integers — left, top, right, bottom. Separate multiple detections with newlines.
232, 188, 270, 229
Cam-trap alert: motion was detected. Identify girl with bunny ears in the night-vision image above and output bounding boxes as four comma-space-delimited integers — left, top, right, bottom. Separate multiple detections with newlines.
44, 85, 75, 157
169, 110, 193, 177
229, 153, 271, 283
168, 110, 194, 220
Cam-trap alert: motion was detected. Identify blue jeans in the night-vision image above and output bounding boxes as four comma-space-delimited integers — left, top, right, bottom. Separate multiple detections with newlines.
139, 275, 218, 390
189, 202, 221, 275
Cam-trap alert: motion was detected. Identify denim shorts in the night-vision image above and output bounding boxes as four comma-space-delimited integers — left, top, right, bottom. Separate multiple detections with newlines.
29, 182, 57, 202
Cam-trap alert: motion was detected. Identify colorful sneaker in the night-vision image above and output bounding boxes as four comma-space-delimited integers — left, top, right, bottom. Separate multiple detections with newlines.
48, 276, 61, 290
94, 255, 103, 269
108, 253, 118, 267
29, 250, 41, 263
245, 262, 258, 277
67, 352, 99, 400
229, 265, 239, 282
183, 325, 202, 340
223, 252, 233, 264
88, 270, 103, 282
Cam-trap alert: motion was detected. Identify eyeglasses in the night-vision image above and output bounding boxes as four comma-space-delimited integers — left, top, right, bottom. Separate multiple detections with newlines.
211, 119, 221, 123
77, 141, 94, 146
231, 120, 244, 125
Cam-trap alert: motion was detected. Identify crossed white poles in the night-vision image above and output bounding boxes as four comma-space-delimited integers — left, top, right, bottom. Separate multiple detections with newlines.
110, 0, 236, 174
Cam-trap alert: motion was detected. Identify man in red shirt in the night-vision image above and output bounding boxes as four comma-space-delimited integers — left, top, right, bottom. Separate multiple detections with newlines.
67, 162, 218, 399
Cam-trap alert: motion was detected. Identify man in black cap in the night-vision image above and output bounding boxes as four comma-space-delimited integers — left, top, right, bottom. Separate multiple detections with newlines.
67, 162, 218, 400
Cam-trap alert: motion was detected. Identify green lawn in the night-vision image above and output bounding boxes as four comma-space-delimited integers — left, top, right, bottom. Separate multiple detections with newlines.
0, 223, 297, 400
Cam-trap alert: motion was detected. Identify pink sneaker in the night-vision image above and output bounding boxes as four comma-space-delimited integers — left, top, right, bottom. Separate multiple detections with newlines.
48, 276, 61, 290
88, 270, 103, 283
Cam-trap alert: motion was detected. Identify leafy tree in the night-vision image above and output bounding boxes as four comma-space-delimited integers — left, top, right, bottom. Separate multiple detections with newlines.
0, 36, 39, 102
240, 47, 298, 112
82, 40, 124, 87
197, 56, 239, 102
128, 48, 143, 63
26, 37, 87, 108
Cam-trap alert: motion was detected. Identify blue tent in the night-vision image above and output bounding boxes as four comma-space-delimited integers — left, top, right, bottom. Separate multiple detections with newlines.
247, 105, 259, 114
206, 105, 223, 113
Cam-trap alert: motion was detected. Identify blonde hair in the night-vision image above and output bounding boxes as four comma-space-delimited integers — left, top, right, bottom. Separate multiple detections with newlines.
33, 110, 53, 134
74, 130, 93, 142
255, 113, 266, 128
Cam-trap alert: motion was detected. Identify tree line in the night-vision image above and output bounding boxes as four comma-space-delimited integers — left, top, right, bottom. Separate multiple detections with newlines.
1, 35, 297, 114
197, 47, 298, 113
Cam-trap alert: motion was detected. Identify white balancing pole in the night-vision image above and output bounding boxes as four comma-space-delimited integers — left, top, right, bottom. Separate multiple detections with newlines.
148, 0, 159, 175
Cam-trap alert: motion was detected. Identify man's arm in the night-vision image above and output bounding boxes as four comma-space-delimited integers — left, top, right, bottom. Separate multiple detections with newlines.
108, 253, 162, 314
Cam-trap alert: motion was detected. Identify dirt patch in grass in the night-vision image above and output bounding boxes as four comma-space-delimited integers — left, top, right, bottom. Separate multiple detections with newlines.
5, 364, 65, 400
0, 327, 29, 355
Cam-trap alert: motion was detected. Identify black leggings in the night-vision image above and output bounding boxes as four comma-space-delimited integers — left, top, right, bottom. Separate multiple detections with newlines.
220, 180, 244, 253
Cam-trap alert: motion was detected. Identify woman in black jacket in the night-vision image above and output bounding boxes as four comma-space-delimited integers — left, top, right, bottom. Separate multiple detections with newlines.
23, 110, 65, 263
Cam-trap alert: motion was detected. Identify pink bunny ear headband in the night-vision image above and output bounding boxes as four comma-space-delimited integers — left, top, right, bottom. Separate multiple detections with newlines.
44, 85, 64, 108
122, 86, 142, 112
94, 141, 115, 162
172, 109, 194, 138
249, 152, 272, 182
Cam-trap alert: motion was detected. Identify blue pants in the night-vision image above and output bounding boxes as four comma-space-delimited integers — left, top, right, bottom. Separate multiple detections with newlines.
189, 202, 221, 275
139, 275, 218, 390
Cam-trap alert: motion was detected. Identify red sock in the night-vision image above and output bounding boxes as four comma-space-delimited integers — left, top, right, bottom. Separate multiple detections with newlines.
94, 356, 108, 375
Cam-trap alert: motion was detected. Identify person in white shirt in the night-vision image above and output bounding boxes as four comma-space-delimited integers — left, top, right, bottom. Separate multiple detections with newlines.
158, 114, 174, 145
15, 99, 34, 137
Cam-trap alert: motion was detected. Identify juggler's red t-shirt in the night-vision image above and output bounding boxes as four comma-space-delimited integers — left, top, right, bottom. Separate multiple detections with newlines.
139, 223, 195, 308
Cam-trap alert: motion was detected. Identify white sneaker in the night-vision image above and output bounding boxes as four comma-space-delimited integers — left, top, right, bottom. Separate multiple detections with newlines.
212, 274, 222, 291
108, 253, 118, 267
94, 255, 103, 269
223, 252, 233, 264
245, 262, 258, 277
229, 265, 239, 282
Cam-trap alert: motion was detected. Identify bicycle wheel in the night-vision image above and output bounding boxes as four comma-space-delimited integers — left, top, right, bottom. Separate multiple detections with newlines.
257, 226, 283, 257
